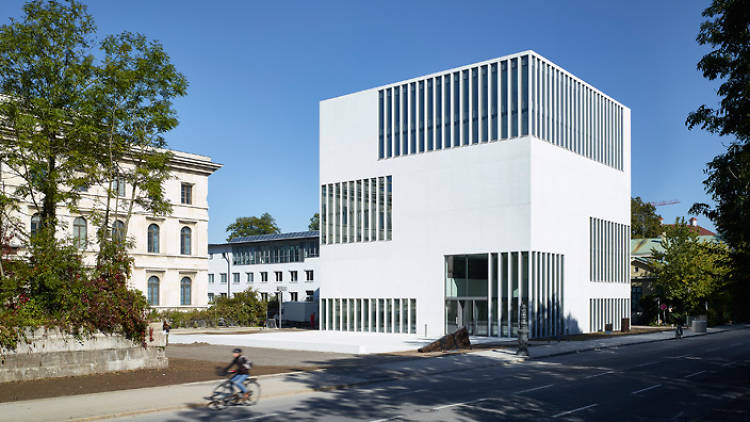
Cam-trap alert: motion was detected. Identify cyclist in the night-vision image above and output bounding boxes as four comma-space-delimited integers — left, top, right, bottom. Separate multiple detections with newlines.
224, 348, 253, 401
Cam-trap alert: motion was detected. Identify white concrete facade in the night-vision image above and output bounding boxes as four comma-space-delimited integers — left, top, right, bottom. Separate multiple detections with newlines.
319, 50, 631, 338
3, 149, 221, 310
207, 232, 320, 317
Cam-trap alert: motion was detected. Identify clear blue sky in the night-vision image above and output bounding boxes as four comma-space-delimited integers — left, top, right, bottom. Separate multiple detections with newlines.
1, 1, 725, 242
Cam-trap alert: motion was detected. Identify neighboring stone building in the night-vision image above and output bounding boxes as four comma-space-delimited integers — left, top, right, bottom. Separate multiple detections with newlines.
630, 217, 718, 323
208, 231, 320, 322
3, 149, 222, 310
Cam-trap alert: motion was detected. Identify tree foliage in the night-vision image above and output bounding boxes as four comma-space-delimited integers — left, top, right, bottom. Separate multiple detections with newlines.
308, 212, 320, 231
631, 196, 662, 238
651, 219, 731, 316
226, 213, 280, 241
687, 0, 750, 321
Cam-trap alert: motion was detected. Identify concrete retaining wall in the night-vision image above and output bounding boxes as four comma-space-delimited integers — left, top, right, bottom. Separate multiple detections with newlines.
0, 322, 167, 383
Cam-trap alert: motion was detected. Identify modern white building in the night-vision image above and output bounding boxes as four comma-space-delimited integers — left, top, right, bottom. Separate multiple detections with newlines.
318, 50, 631, 338
207, 231, 320, 319
3, 149, 222, 311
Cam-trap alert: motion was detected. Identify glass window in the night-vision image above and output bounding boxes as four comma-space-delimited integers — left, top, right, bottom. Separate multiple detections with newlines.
208, 274, 214, 284
275, 271, 282, 282
386, 176, 392, 241
394, 298, 401, 333
220, 273, 227, 283
386, 299, 393, 333
147, 223, 159, 253
453, 72, 460, 147
290, 270, 298, 282
491, 63, 498, 140
114, 179, 126, 197
401, 85, 408, 155
321, 185, 327, 244
462, 70, 469, 145
472, 67, 478, 143
233, 273, 240, 283
410, 82, 416, 154
378, 299, 385, 332
247, 272, 253, 283
290, 292, 298, 302
306, 270, 314, 281
356, 180, 362, 242
436, 77, 442, 149
394, 87, 400, 156
378, 90, 384, 159
112, 220, 125, 242
181, 183, 192, 205
386, 88, 392, 158
418, 80, 425, 152
208, 293, 214, 303
501, 61, 508, 139
410, 299, 416, 334
511, 58, 519, 138
148, 276, 159, 306
363, 180, 370, 242
444, 75, 451, 148
521, 56, 528, 137
378, 177, 385, 240
30, 213, 41, 237
180, 277, 191, 306
261, 272, 268, 282
481, 65, 488, 142
427, 78, 433, 151
73, 217, 87, 249
180, 226, 191, 255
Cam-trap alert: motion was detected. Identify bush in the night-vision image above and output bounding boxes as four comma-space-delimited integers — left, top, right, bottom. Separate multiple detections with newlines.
157, 289, 267, 328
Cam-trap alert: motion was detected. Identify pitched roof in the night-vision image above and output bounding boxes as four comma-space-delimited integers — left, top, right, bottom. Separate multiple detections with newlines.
663, 224, 716, 236
221, 231, 320, 245
631, 234, 720, 257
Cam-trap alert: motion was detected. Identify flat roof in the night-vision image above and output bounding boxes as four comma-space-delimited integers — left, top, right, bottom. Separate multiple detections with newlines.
210, 231, 319, 247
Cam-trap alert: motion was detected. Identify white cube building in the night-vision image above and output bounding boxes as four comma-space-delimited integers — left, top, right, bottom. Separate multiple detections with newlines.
318, 50, 631, 338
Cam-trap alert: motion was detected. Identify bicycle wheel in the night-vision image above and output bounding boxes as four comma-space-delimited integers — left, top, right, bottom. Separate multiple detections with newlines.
243, 381, 261, 406
208, 381, 234, 410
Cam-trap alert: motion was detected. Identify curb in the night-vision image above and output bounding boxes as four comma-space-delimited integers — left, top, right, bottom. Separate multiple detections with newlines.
524, 325, 749, 360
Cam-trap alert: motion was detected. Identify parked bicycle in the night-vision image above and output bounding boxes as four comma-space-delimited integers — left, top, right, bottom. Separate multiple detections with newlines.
207, 370, 261, 410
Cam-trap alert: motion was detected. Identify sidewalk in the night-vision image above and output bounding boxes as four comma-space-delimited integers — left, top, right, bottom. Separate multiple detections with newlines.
1, 324, 746, 422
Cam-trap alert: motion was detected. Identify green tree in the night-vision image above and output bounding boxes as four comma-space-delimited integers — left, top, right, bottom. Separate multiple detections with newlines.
686, 0, 750, 320
226, 213, 280, 241
0, 0, 98, 235
651, 218, 731, 317
308, 212, 320, 231
89, 31, 186, 250
631, 197, 662, 238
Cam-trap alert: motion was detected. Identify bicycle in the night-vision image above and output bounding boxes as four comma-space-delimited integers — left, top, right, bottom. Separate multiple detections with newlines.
207, 370, 261, 410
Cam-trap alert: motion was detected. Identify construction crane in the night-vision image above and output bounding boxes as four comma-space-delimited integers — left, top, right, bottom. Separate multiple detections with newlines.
649, 199, 680, 207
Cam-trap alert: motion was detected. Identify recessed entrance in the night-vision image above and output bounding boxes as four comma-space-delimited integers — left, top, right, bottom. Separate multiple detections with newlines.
445, 298, 488, 336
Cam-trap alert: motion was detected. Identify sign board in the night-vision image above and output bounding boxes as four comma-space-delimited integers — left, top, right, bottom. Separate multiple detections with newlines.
276, 286, 287, 292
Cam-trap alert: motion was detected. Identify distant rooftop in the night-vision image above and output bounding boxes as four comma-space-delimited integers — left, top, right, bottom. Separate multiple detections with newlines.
211, 231, 320, 246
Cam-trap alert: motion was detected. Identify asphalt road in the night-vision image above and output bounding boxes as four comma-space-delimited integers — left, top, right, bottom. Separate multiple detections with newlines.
117, 328, 750, 421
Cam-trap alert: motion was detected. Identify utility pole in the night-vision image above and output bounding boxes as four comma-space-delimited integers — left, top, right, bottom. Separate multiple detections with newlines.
222, 250, 231, 298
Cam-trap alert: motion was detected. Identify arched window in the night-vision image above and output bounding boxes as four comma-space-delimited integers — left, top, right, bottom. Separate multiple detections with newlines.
180, 277, 192, 306
147, 224, 160, 253
147, 276, 159, 306
180, 226, 191, 255
73, 217, 87, 248
30, 213, 41, 237
112, 220, 126, 242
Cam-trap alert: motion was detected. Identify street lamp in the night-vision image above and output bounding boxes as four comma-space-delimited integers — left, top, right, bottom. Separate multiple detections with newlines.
276, 286, 287, 329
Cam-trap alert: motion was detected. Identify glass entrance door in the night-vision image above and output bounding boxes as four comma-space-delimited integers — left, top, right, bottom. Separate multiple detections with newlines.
445, 299, 488, 336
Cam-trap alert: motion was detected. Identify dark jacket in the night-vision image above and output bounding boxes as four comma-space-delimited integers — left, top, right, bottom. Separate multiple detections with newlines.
224, 355, 252, 375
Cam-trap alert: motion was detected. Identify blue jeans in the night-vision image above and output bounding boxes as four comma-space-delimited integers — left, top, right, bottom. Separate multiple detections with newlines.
231, 374, 248, 393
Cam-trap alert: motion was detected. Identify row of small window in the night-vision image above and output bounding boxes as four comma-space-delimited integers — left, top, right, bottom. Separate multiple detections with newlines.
31, 215, 194, 255
589, 297, 630, 332
79, 180, 194, 205
207, 290, 316, 303
231, 241, 319, 265
321, 298, 417, 334
589, 217, 629, 283
208, 270, 314, 284
320, 176, 392, 245
377, 53, 624, 171
147, 275, 192, 306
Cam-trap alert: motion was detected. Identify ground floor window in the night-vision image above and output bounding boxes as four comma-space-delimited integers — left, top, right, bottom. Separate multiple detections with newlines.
290, 292, 298, 302
147, 276, 159, 306
321, 297, 416, 334
180, 277, 192, 305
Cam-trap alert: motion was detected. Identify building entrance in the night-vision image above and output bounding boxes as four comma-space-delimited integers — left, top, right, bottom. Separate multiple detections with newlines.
446, 299, 488, 336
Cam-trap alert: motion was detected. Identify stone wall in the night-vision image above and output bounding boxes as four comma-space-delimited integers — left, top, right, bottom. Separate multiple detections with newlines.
0, 322, 167, 383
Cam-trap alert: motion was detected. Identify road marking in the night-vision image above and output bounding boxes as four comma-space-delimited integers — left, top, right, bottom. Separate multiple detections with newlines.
369, 416, 402, 422
552, 403, 598, 418
585, 371, 615, 379
459, 404, 507, 416
632, 361, 660, 368
631, 384, 662, 395
515, 384, 554, 394
433, 402, 468, 410
684, 370, 706, 378
231, 414, 281, 422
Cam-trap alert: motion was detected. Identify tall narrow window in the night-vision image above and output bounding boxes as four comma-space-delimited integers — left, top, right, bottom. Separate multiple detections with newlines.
73, 217, 87, 248
501, 61, 508, 139
521, 55, 529, 136
410, 82, 416, 153
453, 72, 460, 147
147, 223, 159, 253
386, 176, 392, 241
418, 81, 425, 152
394, 87, 400, 156
180, 226, 192, 255
427, 78, 434, 151
436, 77, 442, 149
378, 90, 384, 159
444, 75, 451, 148
114, 179, 126, 197
462, 70, 469, 145
471, 67, 478, 143
481, 65, 488, 142
181, 183, 192, 205
112, 220, 125, 242
491, 63, 498, 140
321, 185, 327, 244
148, 276, 159, 306
30, 213, 41, 237
180, 277, 192, 306
386, 88, 392, 158
511, 58, 519, 138
401, 85, 408, 155
378, 177, 385, 240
